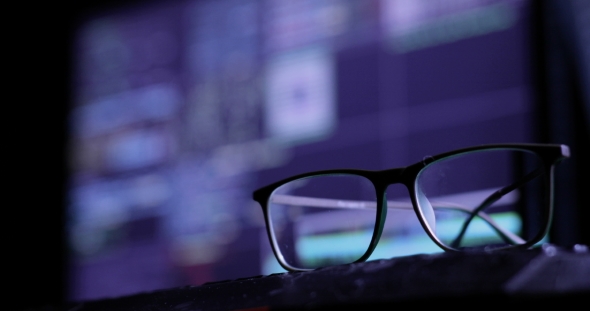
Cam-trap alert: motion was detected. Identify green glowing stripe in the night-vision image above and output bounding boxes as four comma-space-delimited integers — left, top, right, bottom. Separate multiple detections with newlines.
295, 212, 521, 263
296, 231, 373, 260
434, 211, 522, 240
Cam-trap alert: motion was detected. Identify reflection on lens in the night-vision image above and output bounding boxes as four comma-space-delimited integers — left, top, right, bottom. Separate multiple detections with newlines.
268, 174, 376, 269
415, 149, 546, 250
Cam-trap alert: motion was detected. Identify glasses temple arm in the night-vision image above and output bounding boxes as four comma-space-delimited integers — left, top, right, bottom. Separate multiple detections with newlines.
449, 167, 544, 248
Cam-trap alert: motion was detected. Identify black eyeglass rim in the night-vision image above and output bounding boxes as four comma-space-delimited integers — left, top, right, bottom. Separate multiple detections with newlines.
253, 143, 570, 272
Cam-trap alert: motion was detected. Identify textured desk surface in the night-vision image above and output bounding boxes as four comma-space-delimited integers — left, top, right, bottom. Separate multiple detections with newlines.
64, 245, 589, 311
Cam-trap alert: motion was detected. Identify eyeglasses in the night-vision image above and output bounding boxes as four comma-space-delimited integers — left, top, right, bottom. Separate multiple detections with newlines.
253, 143, 570, 272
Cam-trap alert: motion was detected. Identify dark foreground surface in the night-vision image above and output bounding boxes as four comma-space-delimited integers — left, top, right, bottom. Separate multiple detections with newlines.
50, 245, 590, 310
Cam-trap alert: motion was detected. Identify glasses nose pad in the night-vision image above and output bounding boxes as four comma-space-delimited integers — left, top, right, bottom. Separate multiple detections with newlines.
416, 185, 436, 232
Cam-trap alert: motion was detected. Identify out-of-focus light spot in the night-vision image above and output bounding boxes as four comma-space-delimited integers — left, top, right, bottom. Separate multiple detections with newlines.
131, 174, 170, 210
382, 0, 517, 52
209, 140, 291, 176
170, 235, 224, 266
264, 47, 336, 146
74, 84, 180, 138
105, 129, 170, 171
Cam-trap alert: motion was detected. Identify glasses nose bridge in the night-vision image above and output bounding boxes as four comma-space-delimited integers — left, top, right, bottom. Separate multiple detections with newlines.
376, 167, 407, 189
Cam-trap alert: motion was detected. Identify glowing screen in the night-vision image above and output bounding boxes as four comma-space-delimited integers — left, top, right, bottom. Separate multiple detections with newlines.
69, 0, 536, 300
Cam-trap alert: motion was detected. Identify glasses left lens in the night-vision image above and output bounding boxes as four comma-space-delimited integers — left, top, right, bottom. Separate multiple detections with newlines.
268, 174, 377, 270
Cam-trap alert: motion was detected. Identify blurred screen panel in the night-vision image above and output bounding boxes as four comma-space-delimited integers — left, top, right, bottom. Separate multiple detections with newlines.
69, 0, 536, 301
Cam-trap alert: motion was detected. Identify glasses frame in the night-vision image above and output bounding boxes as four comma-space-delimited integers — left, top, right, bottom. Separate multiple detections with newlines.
252, 143, 570, 272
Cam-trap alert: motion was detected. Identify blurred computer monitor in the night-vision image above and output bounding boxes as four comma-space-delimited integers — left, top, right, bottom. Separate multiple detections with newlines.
68, 0, 541, 301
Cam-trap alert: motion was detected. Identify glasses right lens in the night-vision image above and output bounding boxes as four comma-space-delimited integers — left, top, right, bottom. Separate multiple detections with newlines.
415, 148, 547, 251
268, 174, 376, 270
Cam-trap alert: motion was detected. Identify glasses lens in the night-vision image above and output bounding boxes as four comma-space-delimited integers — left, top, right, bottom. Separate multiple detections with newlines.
268, 174, 376, 270
416, 148, 547, 250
